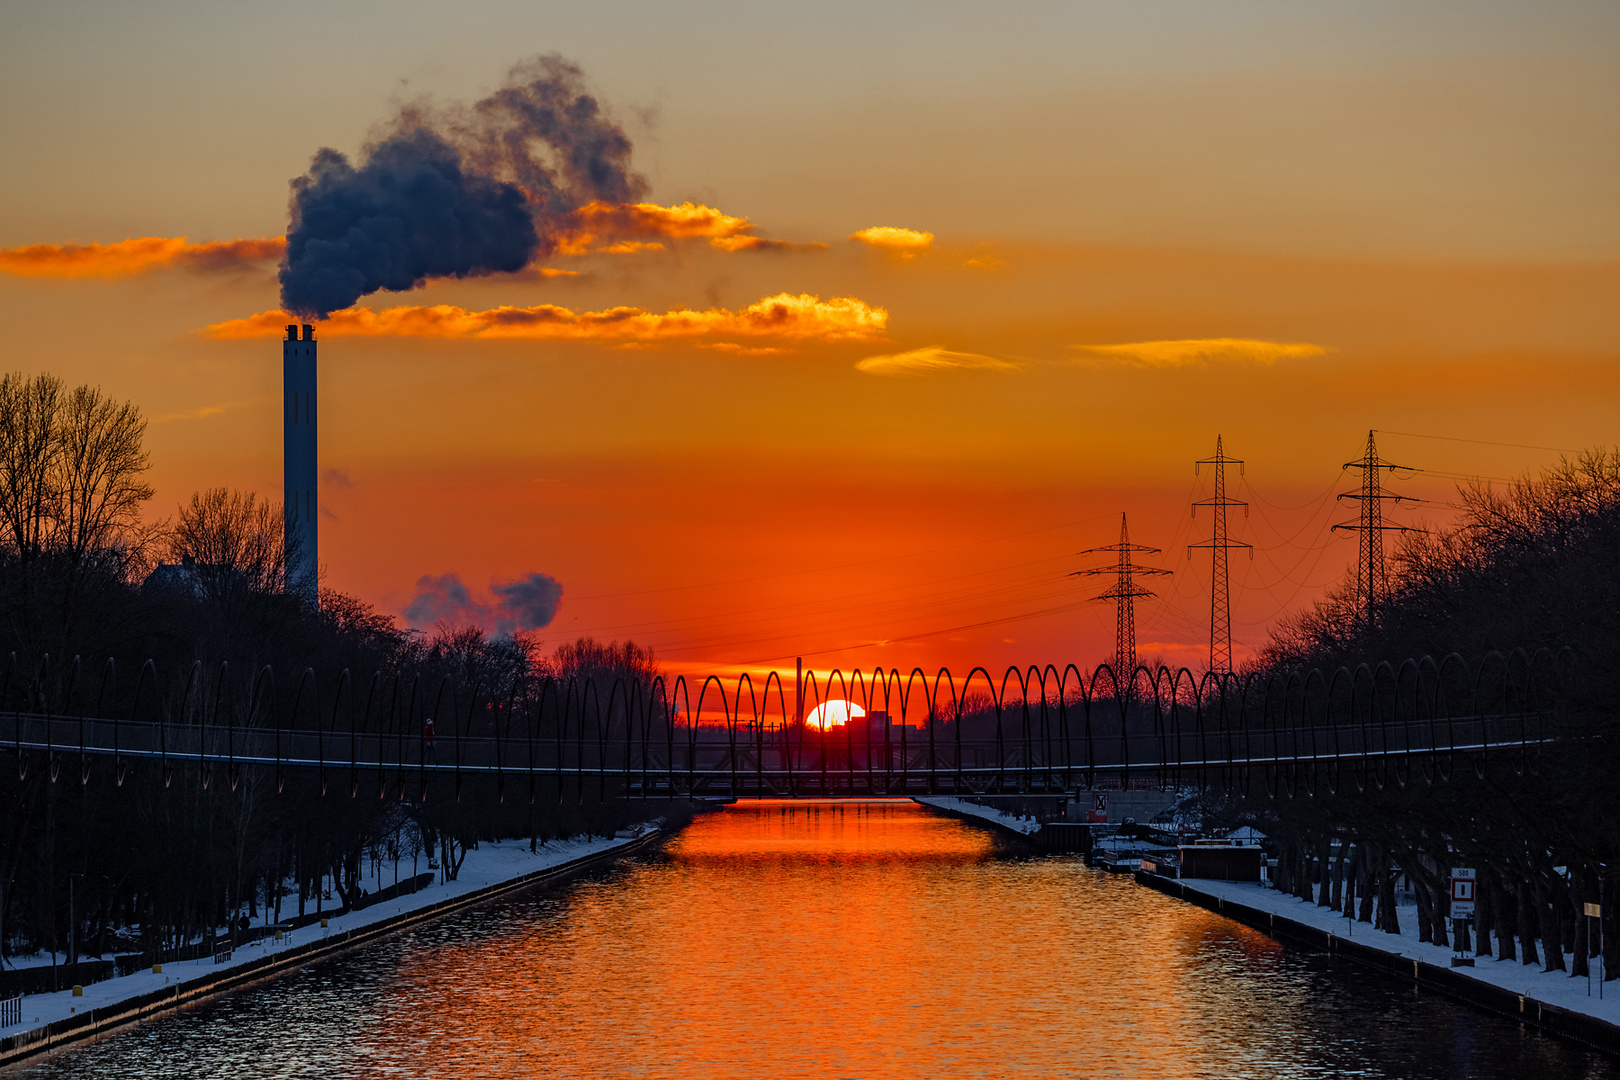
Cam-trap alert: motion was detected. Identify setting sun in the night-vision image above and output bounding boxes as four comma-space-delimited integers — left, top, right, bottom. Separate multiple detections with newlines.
805, 700, 864, 729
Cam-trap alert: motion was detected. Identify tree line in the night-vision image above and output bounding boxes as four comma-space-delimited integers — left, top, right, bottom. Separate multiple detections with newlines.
1215, 449, 1620, 978
0, 372, 675, 980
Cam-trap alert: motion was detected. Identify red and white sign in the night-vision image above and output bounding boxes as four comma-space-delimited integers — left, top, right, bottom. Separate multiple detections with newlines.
1450, 867, 1477, 918
1087, 791, 1109, 824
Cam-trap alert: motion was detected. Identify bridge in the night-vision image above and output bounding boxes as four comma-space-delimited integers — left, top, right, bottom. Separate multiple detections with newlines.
1, 650, 1558, 802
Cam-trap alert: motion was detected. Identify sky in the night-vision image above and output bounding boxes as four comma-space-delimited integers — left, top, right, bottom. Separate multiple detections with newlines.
1, 0, 1616, 680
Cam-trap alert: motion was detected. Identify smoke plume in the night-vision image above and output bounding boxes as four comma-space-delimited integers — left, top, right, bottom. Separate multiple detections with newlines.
280, 55, 646, 319
404, 571, 563, 637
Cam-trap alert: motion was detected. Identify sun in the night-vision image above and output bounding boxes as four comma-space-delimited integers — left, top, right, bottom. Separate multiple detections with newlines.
805, 699, 864, 729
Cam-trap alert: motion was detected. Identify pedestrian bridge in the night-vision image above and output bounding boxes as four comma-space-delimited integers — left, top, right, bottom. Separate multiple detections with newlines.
1, 650, 1561, 801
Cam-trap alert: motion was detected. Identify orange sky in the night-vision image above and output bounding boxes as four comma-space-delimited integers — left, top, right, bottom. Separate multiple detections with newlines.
1, 2, 1616, 679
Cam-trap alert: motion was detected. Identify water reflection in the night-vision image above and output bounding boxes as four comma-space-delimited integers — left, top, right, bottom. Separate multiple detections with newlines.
13, 801, 1617, 1079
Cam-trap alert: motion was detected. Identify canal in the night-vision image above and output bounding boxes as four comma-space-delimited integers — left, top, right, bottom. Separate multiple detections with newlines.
10, 800, 1618, 1078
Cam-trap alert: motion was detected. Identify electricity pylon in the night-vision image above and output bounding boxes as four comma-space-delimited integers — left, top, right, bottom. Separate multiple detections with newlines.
1190, 435, 1252, 674
1332, 429, 1415, 628
1074, 513, 1170, 686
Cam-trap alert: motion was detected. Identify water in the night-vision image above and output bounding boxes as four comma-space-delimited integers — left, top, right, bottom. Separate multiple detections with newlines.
10, 801, 1617, 1079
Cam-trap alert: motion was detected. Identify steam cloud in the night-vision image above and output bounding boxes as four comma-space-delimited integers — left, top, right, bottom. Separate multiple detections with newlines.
404, 571, 563, 637
280, 55, 646, 318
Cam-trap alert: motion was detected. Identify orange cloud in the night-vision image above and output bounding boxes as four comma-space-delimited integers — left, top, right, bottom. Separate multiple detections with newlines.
555, 201, 824, 257
850, 226, 934, 254
204, 292, 888, 345
855, 345, 1018, 376
1069, 338, 1330, 367
0, 236, 285, 278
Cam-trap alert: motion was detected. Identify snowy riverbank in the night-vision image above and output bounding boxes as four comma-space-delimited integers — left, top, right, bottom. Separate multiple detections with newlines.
1, 832, 655, 1066
913, 796, 1044, 836
1141, 871, 1620, 1051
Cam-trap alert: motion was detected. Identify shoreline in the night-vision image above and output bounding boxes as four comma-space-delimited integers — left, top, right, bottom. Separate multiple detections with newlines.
1135, 869, 1620, 1057
0, 830, 664, 1071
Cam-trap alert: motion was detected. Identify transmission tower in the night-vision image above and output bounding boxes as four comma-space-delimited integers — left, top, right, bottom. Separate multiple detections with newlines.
1190, 435, 1252, 674
1332, 429, 1415, 627
1073, 513, 1171, 684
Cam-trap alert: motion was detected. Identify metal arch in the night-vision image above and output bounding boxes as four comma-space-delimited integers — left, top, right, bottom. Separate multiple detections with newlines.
1232, 669, 1261, 798
424, 675, 454, 804
34, 653, 52, 785
1144, 665, 1173, 793
88, 656, 116, 786
285, 668, 317, 795
457, 675, 483, 803
2, 652, 17, 781
323, 668, 351, 797
1433, 653, 1470, 782
734, 672, 762, 797
357, 671, 381, 798
1169, 666, 1201, 794
1471, 651, 1510, 782
1327, 665, 1359, 797
1055, 663, 1087, 792
495, 669, 523, 805
1380, 659, 1417, 788
956, 667, 1000, 795
996, 665, 1029, 795
172, 659, 205, 789
242, 665, 275, 793
664, 675, 692, 798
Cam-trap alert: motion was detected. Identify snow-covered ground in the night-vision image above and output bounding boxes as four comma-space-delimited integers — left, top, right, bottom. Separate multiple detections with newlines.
1170, 876, 1620, 1026
0, 834, 642, 1041
914, 796, 1044, 836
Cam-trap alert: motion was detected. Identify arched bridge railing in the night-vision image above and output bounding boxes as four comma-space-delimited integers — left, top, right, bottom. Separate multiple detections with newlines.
0, 650, 1566, 802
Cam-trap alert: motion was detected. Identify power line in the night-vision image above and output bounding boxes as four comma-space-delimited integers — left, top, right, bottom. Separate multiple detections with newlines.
1375, 429, 1578, 455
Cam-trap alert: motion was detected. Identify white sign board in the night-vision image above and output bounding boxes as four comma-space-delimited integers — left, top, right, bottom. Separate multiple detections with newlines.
1450, 867, 1476, 918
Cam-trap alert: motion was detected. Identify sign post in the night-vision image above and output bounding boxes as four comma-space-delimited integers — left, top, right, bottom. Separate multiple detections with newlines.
1585, 901, 1603, 998
1449, 868, 1476, 967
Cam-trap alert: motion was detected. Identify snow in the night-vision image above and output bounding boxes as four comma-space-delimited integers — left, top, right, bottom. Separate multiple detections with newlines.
913, 796, 1044, 836
0, 834, 642, 1040
1165, 875, 1620, 1026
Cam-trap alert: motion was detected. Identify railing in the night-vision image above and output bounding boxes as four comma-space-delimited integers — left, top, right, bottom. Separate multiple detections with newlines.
0, 993, 21, 1028
0, 649, 1567, 800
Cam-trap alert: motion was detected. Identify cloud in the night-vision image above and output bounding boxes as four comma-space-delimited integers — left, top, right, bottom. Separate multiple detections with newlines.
150, 403, 230, 424
555, 200, 825, 256
707, 235, 828, 253
0, 236, 284, 278
855, 345, 1019, 376
850, 226, 934, 254
404, 571, 562, 636
1068, 338, 1330, 367
205, 292, 888, 344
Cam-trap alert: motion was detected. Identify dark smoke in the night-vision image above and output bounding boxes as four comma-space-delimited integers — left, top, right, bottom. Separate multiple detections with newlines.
404, 571, 562, 637
280, 55, 646, 318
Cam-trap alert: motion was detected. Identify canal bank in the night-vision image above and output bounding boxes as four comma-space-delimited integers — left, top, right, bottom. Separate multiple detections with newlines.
0, 830, 664, 1070
1136, 869, 1620, 1057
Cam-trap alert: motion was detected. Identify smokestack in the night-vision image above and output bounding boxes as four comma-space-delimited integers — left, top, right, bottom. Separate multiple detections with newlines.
283, 323, 318, 603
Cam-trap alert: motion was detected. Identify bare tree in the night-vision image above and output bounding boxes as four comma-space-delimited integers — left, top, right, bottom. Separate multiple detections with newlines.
0, 372, 153, 564
166, 487, 291, 606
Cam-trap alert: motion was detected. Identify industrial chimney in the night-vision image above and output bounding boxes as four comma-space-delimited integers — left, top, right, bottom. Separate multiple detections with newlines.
283, 323, 318, 603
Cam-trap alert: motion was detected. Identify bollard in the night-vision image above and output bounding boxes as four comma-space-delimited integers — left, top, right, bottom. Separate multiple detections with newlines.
320, 917, 329, 928
71, 985, 83, 996
151, 964, 162, 974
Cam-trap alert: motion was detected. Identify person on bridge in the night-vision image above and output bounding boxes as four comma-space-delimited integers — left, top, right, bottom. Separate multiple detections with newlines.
423, 717, 437, 764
